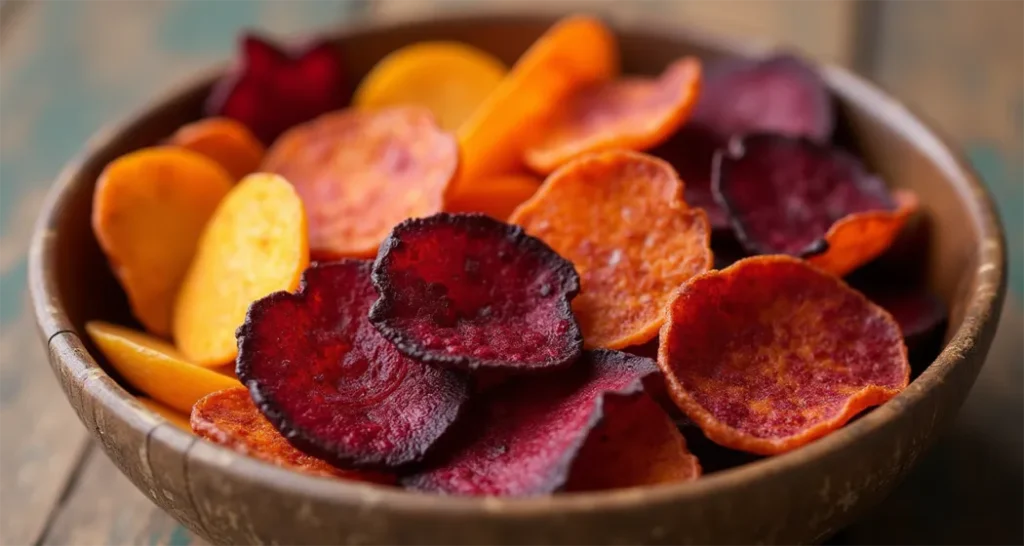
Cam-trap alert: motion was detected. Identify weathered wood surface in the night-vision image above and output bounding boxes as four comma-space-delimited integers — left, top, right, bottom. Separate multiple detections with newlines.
0, 1, 1019, 545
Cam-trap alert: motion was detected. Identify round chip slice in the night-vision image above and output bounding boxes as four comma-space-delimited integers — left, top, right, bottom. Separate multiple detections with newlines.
167, 117, 265, 181
658, 256, 910, 455
714, 134, 917, 276
237, 260, 469, 469
369, 213, 582, 372
524, 57, 702, 174
353, 41, 507, 131
510, 151, 712, 349
262, 106, 457, 258
191, 388, 394, 483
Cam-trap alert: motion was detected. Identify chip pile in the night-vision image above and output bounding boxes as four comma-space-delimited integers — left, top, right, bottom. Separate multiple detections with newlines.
88, 16, 942, 497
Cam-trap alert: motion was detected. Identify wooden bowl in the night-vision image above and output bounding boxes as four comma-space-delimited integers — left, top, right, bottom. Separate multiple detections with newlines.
29, 13, 1006, 545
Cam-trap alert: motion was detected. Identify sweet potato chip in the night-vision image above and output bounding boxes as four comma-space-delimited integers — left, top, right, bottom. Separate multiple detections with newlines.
85, 321, 240, 413
205, 33, 347, 145
651, 123, 730, 229
370, 213, 582, 372
510, 151, 712, 349
444, 173, 541, 221
138, 397, 193, 432
192, 388, 394, 483
715, 134, 916, 275
855, 283, 948, 367
403, 350, 658, 496
92, 147, 233, 335
525, 57, 702, 174
353, 41, 507, 131
565, 393, 700, 491
658, 256, 910, 455
693, 54, 833, 141
238, 260, 469, 469
262, 107, 457, 258
454, 15, 618, 193
168, 117, 265, 180
173, 173, 308, 367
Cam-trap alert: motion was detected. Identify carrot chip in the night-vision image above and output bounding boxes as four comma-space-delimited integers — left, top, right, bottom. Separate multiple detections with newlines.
525, 57, 702, 174
192, 387, 393, 483
511, 151, 712, 349
714, 134, 917, 276
262, 106, 457, 258
237, 260, 469, 469
369, 213, 582, 372
168, 117, 265, 181
658, 256, 910, 455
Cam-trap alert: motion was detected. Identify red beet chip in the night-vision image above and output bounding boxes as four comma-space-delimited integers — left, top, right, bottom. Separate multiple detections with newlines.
650, 123, 730, 229
658, 256, 910, 455
205, 33, 347, 145
403, 350, 658, 496
369, 213, 583, 373
236, 260, 469, 469
714, 134, 916, 275
693, 54, 833, 141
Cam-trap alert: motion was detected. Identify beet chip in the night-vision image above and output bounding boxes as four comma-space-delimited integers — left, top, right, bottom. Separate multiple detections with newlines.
404, 350, 658, 496
206, 33, 347, 145
693, 54, 833, 141
510, 151, 712, 349
650, 123, 730, 229
262, 107, 457, 259
715, 134, 917, 276
524, 57, 702, 174
237, 260, 469, 469
191, 388, 393, 483
369, 213, 582, 372
565, 393, 700, 491
658, 256, 910, 455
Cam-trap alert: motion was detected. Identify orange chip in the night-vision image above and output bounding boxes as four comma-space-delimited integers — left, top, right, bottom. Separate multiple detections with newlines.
525, 57, 702, 174
353, 41, 508, 131
86, 321, 240, 413
444, 173, 542, 221
167, 117, 266, 181
807, 190, 919, 276
173, 173, 308, 367
454, 15, 618, 194
92, 147, 233, 335
566, 394, 700, 491
191, 388, 394, 483
658, 256, 910, 455
137, 397, 193, 432
510, 151, 712, 349
262, 107, 457, 258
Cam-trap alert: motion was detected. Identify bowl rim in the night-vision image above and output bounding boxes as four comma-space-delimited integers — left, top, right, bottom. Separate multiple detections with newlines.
29, 11, 1006, 517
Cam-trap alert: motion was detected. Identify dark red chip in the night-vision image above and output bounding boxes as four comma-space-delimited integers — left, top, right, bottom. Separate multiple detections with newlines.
369, 213, 583, 373
205, 33, 347, 145
858, 286, 948, 365
714, 134, 911, 273
650, 123, 730, 229
237, 260, 469, 469
402, 350, 658, 496
692, 54, 833, 141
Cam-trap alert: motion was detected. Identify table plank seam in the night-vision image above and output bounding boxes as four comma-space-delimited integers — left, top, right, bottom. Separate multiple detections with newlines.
33, 441, 96, 546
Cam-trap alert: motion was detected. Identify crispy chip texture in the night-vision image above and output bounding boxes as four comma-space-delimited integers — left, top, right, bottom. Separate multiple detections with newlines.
92, 147, 233, 336
651, 123, 729, 229
565, 393, 700, 491
354, 41, 507, 131
854, 282, 947, 366
238, 260, 469, 469
715, 134, 915, 275
511, 151, 712, 349
205, 34, 347, 145
262, 107, 457, 258
403, 350, 658, 496
370, 213, 583, 372
454, 15, 618, 192
192, 388, 394, 483
168, 117, 265, 181
524, 58, 702, 174
658, 256, 910, 455
693, 54, 833, 141
173, 173, 309, 367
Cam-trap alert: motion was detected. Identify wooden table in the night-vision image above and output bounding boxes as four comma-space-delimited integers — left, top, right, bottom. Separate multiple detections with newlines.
1, 2, 1020, 544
